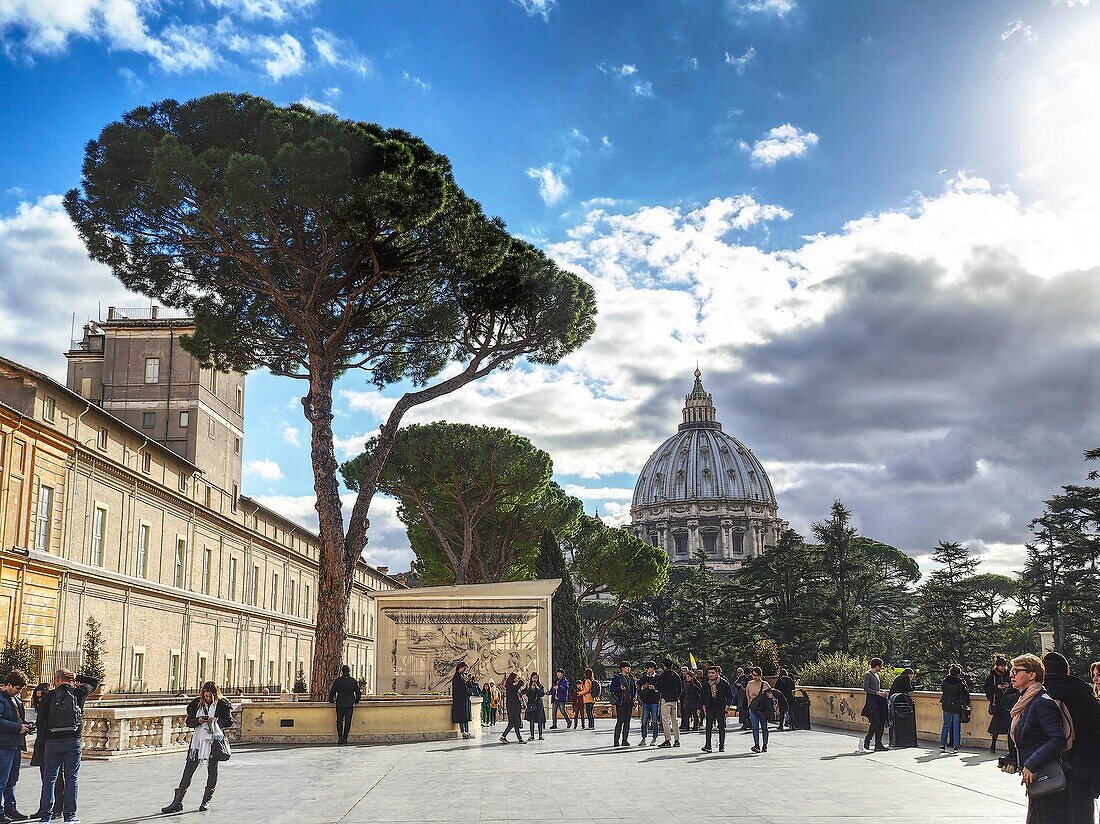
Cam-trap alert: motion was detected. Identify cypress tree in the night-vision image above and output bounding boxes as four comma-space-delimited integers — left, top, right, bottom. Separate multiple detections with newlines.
536, 530, 586, 680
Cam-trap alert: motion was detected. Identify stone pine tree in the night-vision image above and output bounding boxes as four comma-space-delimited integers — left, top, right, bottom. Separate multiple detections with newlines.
811, 501, 859, 652
65, 94, 597, 697
535, 529, 586, 680
81, 616, 107, 683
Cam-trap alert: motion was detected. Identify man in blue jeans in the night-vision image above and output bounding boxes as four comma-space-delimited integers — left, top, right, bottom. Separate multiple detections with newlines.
37, 668, 100, 824
637, 661, 661, 746
0, 669, 32, 822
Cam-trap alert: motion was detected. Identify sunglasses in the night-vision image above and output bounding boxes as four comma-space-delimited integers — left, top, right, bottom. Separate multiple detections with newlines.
1010, 668, 1029, 676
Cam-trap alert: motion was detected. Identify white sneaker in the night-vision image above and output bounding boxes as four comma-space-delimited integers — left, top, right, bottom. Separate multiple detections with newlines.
857, 741, 866, 753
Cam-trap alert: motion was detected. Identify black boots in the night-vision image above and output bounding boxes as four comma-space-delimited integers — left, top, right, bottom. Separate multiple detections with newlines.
199, 787, 215, 811
161, 788, 186, 813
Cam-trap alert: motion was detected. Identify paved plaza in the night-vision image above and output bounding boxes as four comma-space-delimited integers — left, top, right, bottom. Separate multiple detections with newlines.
67, 723, 1027, 824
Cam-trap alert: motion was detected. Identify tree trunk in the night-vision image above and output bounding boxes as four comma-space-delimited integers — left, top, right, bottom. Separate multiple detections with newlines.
304, 367, 350, 700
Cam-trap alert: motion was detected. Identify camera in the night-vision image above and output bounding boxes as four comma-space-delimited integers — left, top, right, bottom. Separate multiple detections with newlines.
997, 755, 1018, 775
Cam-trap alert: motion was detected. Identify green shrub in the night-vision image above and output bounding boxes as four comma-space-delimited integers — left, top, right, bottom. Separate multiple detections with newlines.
747, 638, 780, 677
81, 617, 107, 682
797, 653, 895, 689
293, 666, 308, 694
0, 639, 39, 682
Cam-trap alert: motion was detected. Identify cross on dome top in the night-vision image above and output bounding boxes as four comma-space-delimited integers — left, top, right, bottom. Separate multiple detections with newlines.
681, 367, 721, 430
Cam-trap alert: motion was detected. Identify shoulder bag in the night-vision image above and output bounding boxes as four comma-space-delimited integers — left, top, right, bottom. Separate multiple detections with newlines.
1026, 759, 1067, 798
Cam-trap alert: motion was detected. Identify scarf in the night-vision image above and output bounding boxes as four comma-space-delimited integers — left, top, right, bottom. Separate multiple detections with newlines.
1010, 682, 1072, 749
189, 703, 224, 761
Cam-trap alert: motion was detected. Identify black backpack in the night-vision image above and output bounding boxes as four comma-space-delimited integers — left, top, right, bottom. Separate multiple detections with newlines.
590, 680, 602, 699
48, 686, 83, 735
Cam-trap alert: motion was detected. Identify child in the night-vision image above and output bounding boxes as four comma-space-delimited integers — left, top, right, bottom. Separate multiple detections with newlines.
571, 683, 585, 729
489, 681, 500, 726
481, 682, 492, 727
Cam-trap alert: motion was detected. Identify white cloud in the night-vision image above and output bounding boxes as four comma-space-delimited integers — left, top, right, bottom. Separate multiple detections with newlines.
1051, 0, 1090, 6
245, 458, 284, 481
402, 70, 430, 91
258, 33, 304, 80
526, 164, 571, 205
282, 424, 302, 446
298, 85, 341, 114
724, 46, 757, 73
207, 0, 316, 22
311, 28, 371, 76
732, 0, 796, 17
744, 123, 819, 166
512, 0, 557, 20
598, 62, 654, 98
1001, 20, 1038, 43
600, 135, 613, 151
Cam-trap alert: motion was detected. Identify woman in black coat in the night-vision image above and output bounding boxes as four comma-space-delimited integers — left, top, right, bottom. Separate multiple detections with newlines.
983, 656, 1013, 754
1010, 654, 1072, 824
524, 672, 547, 740
450, 662, 472, 739
30, 683, 63, 822
499, 672, 525, 743
161, 681, 234, 814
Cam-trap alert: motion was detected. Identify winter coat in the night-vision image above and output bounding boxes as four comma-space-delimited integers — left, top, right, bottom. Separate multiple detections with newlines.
186, 696, 233, 731
0, 692, 24, 750
609, 672, 637, 706
775, 675, 797, 703
637, 674, 661, 706
1043, 672, 1100, 796
524, 685, 546, 723
656, 669, 683, 703
983, 669, 1012, 735
450, 672, 471, 724
889, 673, 914, 696
37, 674, 100, 742
329, 675, 362, 709
552, 676, 570, 703
505, 681, 523, 717
939, 676, 969, 715
681, 678, 702, 712
1013, 690, 1067, 774
702, 677, 735, 709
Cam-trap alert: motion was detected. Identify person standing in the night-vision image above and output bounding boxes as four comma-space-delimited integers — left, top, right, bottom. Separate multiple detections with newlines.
37, 668, 99, 824
489, 680, 501, 727
524, 673, 547, 740
637, 662, 661, 746
775, 668, 797, 732
28, 684, 62, 823
450, 663, 473, 740
570, 682, 585, 729
860, 658, 889, 753
939, 664, 967, 754
0, 670, 31, 823
499, 673, 525, 743
328, 665, 362, 745
746, 668, 773, 754
735, 667, 751, 731
1042, 651, 1100, 824
1010, 654, 1072, 824
549, 669, 571, 730
700, 666, 734, 753
682, 670, 702, 732
579, 669, 596, 730
983, 657, 1013, 755
656, 658, 683, 748
610, 662, 636, 747
160, 681, 233, 814
890, 668, 915, 696
480, 682, 493, 728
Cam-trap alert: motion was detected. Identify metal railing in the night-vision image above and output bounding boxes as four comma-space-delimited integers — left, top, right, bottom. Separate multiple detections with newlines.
106, 306, 193, 321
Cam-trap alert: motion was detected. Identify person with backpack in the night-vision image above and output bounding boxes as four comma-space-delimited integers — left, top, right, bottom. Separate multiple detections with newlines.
328, 664, 362, 745
36, 668, 99, 824
775, 668, 797, 732
1009, 654, 1072, 824
578, 669, 597, 730
1041, 652, 1100, 824
609, 662, 636, 747
160, 681, 234, 814
0, 670, 32, 823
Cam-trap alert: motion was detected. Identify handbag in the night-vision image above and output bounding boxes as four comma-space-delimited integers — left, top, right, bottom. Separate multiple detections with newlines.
211, 715, 232, 762
960, 704, 971, 724
1026, 759, 1067, 798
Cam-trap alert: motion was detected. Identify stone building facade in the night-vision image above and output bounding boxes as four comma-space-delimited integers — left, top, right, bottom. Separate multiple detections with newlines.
0, 307, 399, 694
628, 370, 787, 575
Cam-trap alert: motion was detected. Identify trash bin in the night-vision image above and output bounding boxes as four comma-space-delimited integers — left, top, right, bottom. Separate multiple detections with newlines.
790, 689, 811, 730
890, 694, 918, 748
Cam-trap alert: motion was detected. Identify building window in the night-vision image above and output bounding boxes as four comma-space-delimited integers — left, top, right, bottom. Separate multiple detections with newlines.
35, 485, 53, 551
197, 655, 208, 688
271, 572, 279, 611
234, 437, 241, 455
179, 410, 189, 428
251, 565, 259, 606
204, 485, 212, 509
225, 656, 235, 686
288, 580, 296, 617
174, 538, 186, 587
231, 484, 238, 512
142, 452, 151, 473
228, 556, 238, 600
286, 661, 292, 689
97, 428, 108, 450
209, 369, 218, 395
136, 523, 150, 578
201, 547, 212, 595
144, 357, 160, 384
178, 473, 187, 493
235, 387, 243, 415
304, 583, 310, 620
208, 419, 215, 440
267, 660, 275, 686
673, 532, 688, 556
131, 651, 145, 691
43, 397, 56, 422
80, 377, 92, 399
91, 506, 106, 566
248, 658, 256, 687
142, 412, 155, 429
168, 653, 180, 692
702, 531, 718, 556
732, 533, 745, 555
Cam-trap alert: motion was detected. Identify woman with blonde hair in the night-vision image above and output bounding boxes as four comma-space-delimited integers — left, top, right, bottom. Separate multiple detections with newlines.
1008, 654, 1071, 824
161, 681, 233, 813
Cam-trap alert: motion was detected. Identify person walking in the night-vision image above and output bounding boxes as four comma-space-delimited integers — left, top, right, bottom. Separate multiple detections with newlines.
549, 669, 571, 730
450, 663, 473, 740
775, 668, 797, 732
579, 669, 596, 730
0, 670, 31, 823
637, 661, 661, 746
159, 681, 232, 814
656, 658, 683, 748
1042, 651, 1100, 824
328, 664, 362, 745
746, 667, 773, 754
700, 666, 734, 753
939, 664, 967, 754
610, 662, 636, 747
681, 670, 702, 732
524, 673, 547, 740
1010, 654, 1072, 824
36, 668, 99, 824
499, 673, 525, 743
983, 656, 1013, 755
859, 658, 889, 753
28, 684, 62, 823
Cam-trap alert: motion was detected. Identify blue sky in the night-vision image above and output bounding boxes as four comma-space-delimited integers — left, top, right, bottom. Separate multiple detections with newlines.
2, 0, 1099, 575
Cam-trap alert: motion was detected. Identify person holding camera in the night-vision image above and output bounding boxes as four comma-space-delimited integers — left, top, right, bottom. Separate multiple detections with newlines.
36, 667, 100, 824
0, 670, 32, 822
160, 681, 233, 814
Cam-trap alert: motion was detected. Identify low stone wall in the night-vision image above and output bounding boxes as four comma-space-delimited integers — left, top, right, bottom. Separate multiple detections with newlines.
802, 686, 1000, 748
238, 697, 479, 744
79, 705, 191, 760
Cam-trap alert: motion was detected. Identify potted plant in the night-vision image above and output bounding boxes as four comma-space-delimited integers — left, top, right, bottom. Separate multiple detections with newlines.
80, 617, 108, 699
